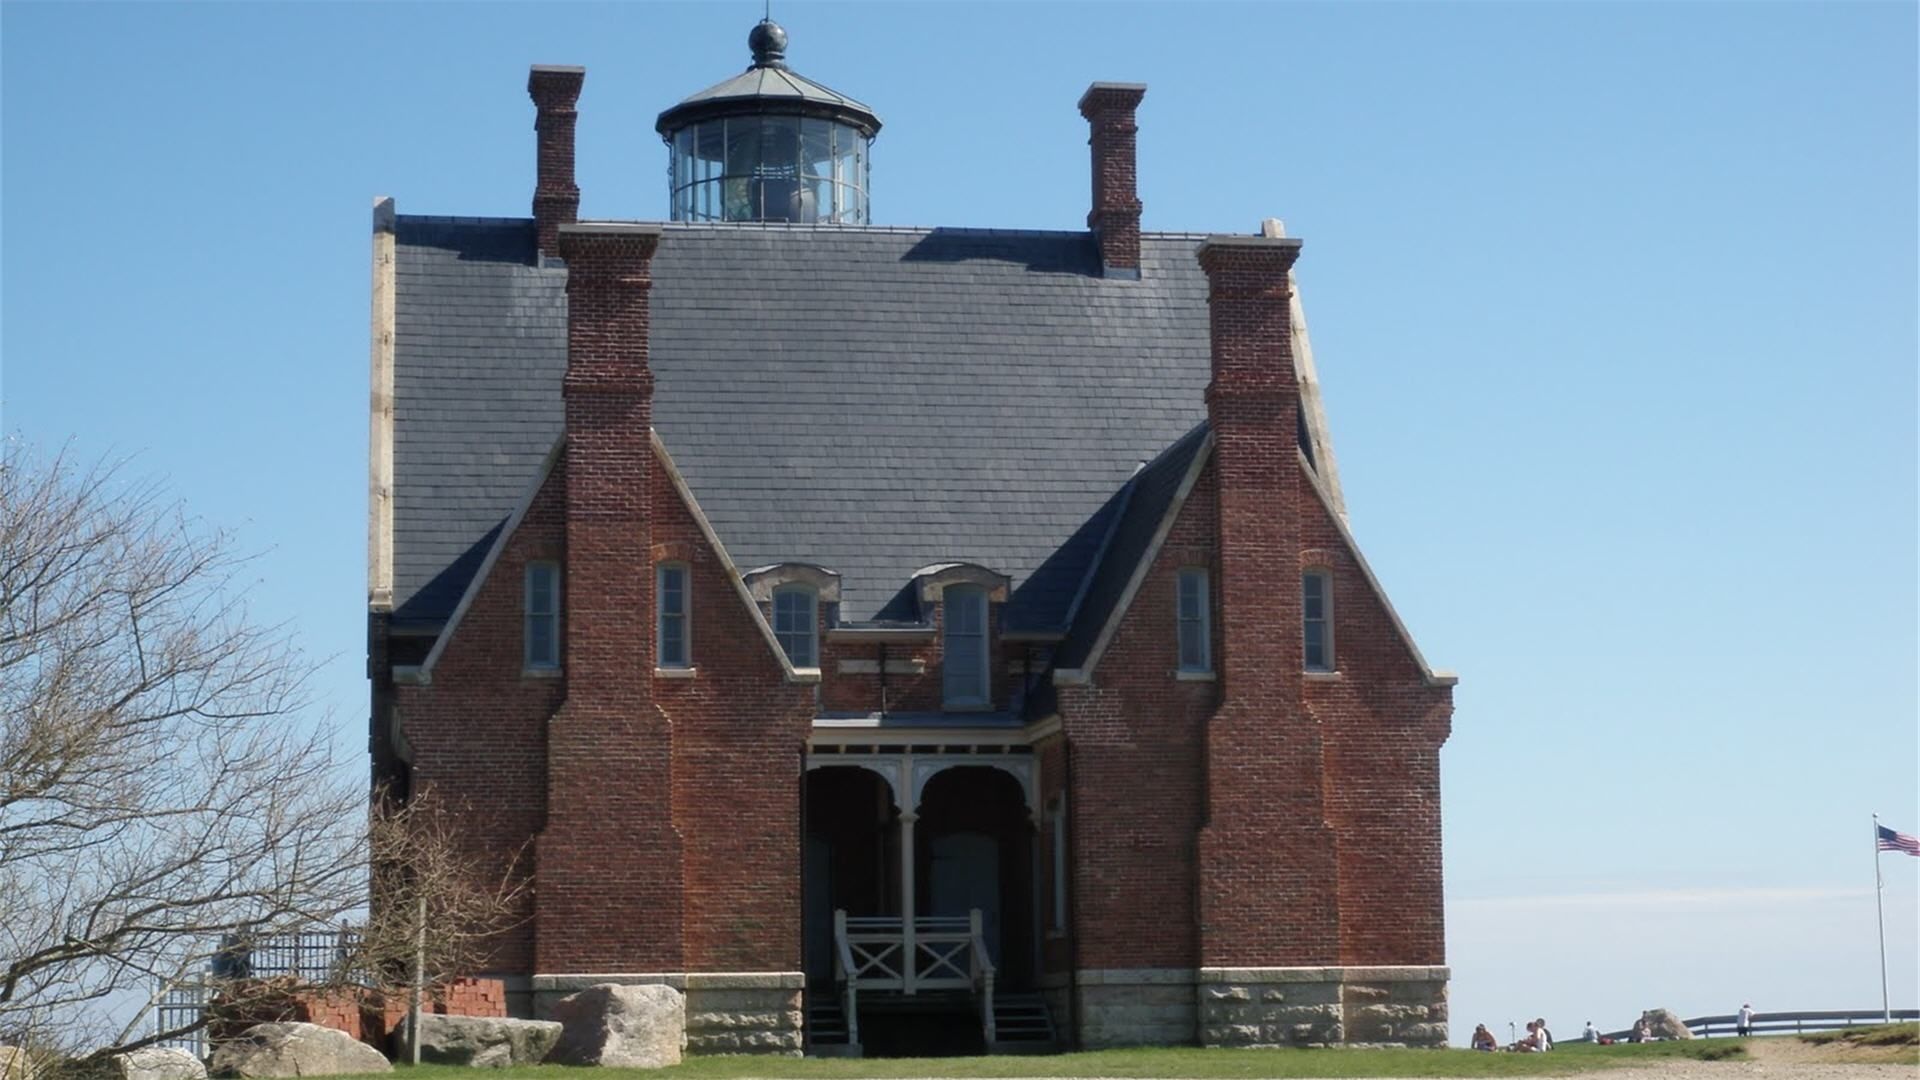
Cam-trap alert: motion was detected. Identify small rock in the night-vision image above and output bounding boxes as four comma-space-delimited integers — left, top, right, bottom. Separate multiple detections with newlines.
209, 1022, 391, 1078
390, 1015, 561, 1069
106, 1048, 205, 1080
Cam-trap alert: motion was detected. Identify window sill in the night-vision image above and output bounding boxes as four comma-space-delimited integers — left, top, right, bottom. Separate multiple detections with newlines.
1175, 669, 1216, 682
943, 702, 994, 713
1304, 669, 1342, 682
522, 666, 563, 679
655, 666, 698, 679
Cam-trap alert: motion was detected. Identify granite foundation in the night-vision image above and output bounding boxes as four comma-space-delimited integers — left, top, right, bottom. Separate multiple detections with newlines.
1198, 967, 1448, 1048
1074, 969, 1199, 1048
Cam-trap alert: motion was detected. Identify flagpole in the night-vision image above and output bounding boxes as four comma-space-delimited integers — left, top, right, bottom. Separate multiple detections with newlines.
1873, 813, 1889, 1023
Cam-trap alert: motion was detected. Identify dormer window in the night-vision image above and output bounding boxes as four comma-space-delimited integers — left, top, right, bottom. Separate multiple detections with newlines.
773, 584, 818, 668
742, 563, 840, 672
942, 584, 989, 708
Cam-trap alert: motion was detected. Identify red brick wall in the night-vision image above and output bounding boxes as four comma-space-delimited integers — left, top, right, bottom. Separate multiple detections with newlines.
1058, 459, 1219, 971
213, 978, 505, 1049
536, 225, 685, 974
390, 460, 567, 973
1194, 238, 1341, 968
1036, 736, 1070, 977
655, 469, 815, 971
1299, 490, 1452, 966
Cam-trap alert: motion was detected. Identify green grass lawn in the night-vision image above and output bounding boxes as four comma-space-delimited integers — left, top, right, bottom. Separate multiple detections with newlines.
1798, 1021, 1918, 1047
377, 1040, 1741, 1080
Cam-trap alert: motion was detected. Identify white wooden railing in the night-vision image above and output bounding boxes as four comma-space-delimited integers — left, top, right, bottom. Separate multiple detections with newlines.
831, 910, 862, 1047
969, 908, 996, 1045
832, 907, 997, 1042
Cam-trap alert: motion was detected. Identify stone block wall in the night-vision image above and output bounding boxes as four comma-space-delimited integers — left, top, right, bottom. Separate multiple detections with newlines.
1340, 967, 1449, 1046
685, 975, 803, 1056
1197, 967, 1446, 1048
1075, 969, 1197, 1048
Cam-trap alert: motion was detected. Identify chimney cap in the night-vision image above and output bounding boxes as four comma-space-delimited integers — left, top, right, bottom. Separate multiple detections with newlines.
558, 221, 666, 238
1078, 82, 1147, 112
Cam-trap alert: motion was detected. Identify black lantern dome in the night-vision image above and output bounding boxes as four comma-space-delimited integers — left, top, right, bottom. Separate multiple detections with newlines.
657, 19, 882, 224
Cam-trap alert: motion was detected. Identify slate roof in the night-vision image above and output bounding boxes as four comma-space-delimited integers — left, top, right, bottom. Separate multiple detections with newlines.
390, 218, 1234, 637
1053, 422, 1209, 670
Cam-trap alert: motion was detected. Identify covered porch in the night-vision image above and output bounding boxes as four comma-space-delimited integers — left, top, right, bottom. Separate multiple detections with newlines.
802, 743, 1054, 1055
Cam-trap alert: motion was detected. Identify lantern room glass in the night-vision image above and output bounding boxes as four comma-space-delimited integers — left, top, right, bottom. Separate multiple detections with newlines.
667, 116, 869, 224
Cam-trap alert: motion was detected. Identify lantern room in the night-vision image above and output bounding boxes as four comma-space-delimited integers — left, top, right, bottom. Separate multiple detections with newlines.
657, 19, 882, 225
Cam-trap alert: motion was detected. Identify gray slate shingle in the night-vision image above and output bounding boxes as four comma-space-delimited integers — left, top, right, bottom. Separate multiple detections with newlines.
391, 218, 1215, 632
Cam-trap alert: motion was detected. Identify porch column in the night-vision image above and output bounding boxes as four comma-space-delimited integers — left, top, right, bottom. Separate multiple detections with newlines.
900, 810, 918, 994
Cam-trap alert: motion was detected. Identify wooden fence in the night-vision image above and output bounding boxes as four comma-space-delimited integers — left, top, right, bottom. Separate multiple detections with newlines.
1601, 1008, 1918, 1041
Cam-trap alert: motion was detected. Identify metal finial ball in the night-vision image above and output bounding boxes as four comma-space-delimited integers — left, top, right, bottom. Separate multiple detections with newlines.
749, 19, 788, 66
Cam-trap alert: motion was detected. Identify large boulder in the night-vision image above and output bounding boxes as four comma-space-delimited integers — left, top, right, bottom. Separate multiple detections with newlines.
209, 1022, 391, 1078
106, 1049, 206, 1080
1642, 1008, 1694, 1040
389, 1015, 561, 1069
549, 984, 685, 1069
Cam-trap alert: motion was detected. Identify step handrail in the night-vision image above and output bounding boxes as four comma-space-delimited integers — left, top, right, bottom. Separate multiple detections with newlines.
969, 907, 997, 1045
832, 909, 861, 1048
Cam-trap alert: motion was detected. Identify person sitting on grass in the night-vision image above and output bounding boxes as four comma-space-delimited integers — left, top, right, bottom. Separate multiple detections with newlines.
1536, 1017, 1554, 1050
1513, 1020, 1544, 1051
1632, 1018, 1653, 1043
1472, 1024, 1498, 1051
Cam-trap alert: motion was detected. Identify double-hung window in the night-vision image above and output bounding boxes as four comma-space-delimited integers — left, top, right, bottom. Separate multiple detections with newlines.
524, 561, 560, 671
657, 563, 690, 669
942, 585, 989, 708
1176, 568, 1210, 673
772, 585, 818, 668
1303, 570, 1334, 672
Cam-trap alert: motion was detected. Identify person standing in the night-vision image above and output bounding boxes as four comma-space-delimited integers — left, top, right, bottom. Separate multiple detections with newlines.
1737, 1003, 1754, 1037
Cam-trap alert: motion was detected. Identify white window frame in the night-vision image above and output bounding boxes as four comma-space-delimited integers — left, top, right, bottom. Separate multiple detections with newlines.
524, 560, 560, 671
772, 584, 818, 669
942, 584, 990, 709
1176, 567, 1211, 673
657, 562, 691, 670
1303, 569, 1334, 672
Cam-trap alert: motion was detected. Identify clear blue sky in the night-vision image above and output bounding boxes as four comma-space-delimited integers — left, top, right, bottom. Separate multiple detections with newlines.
5, 0, 1915, 1045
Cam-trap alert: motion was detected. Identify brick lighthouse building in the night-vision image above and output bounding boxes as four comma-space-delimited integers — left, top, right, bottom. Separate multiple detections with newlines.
366, 17, 1456, 1056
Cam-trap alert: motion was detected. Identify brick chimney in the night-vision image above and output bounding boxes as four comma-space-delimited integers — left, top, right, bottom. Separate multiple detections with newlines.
1194, 235, 1341, 967
535, 222, 685, 974
528, 65, 585, 261
1078, 82, 1147, 279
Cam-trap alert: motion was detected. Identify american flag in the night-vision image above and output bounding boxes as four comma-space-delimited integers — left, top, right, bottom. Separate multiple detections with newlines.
1878, 824, 1920, 857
